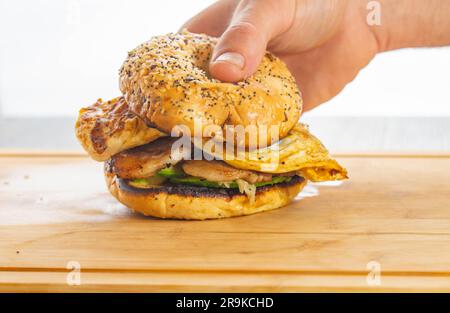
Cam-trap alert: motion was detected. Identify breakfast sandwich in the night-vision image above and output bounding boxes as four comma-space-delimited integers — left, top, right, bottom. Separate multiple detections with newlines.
75, 31, 347, 220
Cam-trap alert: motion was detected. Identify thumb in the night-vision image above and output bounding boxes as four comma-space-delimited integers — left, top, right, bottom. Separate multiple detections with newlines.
210, 0, 294, 82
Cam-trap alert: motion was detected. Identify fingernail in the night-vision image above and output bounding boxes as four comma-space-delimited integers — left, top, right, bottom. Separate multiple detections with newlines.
214, 52, 245, 69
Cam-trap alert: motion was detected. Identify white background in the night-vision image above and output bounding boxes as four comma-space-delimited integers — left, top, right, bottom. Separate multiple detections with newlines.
0, 0, 449, 118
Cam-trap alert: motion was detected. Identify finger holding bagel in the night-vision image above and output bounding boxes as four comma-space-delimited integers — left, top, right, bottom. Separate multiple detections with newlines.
119, 30, 302, 148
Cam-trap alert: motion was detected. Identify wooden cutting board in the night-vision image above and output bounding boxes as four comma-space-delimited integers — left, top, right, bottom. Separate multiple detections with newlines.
1, 152, 450, 292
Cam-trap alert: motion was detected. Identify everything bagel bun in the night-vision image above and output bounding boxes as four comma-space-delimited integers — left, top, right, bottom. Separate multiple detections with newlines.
119, 30, 302, 148
104, 169, 306, 220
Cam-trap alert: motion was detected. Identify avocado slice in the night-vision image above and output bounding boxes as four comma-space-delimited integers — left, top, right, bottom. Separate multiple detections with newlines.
168, 176, 237, 188
128, 176, 167, 188
168, 175, 292, 188
254, 176, 292, 187
132, 168, 293, 189
157, 166, 185, 178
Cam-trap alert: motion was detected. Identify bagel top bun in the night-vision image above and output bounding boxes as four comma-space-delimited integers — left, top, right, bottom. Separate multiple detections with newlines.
119, 30, 302, 148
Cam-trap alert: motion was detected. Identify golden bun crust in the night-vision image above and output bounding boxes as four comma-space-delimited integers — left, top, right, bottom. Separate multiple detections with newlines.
104, 171, 306, 220
119, 31, 302, 147
75, 97, 165, 161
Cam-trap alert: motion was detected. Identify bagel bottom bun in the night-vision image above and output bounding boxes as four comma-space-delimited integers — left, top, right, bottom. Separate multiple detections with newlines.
105, 171, 306, 220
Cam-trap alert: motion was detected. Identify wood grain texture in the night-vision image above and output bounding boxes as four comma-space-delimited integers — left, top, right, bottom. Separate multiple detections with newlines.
1, 155, 450, 292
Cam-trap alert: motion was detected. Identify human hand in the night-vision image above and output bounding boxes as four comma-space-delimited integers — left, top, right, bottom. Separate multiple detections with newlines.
184, 0, 450, 111
183, 0, 378, 111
